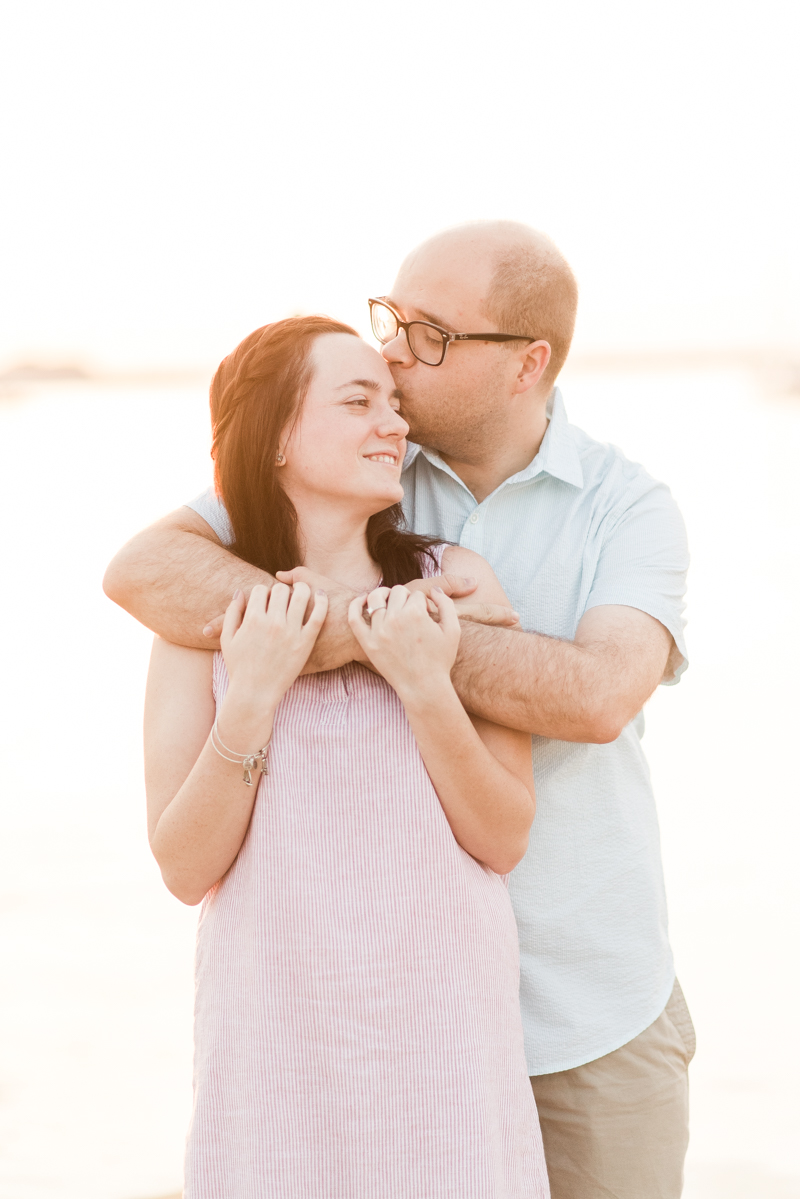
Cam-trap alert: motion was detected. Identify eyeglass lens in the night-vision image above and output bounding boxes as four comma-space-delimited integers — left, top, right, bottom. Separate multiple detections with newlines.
371, 303, 399, 345
407, 323, 445, 365
371, 302, 446, 366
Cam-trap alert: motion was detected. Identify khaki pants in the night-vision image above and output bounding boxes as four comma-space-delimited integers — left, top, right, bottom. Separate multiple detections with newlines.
530, 979, 696, 1199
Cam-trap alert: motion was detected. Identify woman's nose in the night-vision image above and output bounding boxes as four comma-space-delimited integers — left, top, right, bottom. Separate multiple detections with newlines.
378, 408, 409, 438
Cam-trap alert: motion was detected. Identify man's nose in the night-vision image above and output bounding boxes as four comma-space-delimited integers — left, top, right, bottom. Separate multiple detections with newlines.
380, 327, 414, 367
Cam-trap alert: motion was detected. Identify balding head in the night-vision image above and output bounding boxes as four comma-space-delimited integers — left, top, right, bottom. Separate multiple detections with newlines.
383, 222, 577, 473
401, 221, 578, 389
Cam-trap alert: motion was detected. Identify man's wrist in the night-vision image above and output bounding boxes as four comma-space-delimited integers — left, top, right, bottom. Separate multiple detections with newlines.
305, 589, 363, 672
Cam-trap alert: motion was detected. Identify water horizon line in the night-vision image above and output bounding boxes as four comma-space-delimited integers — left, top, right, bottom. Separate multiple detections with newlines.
2, 346, 799, 391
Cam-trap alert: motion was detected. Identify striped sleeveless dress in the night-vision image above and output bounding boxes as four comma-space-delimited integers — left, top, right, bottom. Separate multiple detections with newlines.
185, 547, 549, 1198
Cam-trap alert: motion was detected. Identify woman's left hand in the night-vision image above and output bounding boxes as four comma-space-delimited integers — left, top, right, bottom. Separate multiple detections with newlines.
348, 585, 460, 700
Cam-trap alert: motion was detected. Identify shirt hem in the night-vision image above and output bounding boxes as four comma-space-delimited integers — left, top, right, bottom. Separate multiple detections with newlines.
525, 968, 676, 1077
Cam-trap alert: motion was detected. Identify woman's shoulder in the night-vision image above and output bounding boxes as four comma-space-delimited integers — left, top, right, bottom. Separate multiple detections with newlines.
441, 544, 494, 583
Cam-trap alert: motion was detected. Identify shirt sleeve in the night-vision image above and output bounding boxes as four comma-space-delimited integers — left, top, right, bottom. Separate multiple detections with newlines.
185, 488, 234, 547
583, 479, 690, 684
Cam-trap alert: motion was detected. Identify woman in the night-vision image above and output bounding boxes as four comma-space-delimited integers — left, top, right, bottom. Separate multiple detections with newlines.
144, 316, 549, 1197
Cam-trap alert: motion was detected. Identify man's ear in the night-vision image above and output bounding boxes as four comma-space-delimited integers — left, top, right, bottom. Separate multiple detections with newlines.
513, 341, 551, 395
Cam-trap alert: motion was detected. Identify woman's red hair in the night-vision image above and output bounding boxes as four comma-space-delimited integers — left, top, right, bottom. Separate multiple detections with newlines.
210, 316, 437, 586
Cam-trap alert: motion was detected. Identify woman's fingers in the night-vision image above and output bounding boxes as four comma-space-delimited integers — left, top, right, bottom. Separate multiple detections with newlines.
301, 589, 329, 641
386, 585, 411, 615
430, 586, 461, 639
286, 581, 311, 627
220, 588, 247, 649
347, 594, 372, 649
242, 583, 271, 625
265, 581, 291, 620
348, 593, 367, 623
363, 586, 389, 629
406, 589, 429, 615
365, 586, 390, 615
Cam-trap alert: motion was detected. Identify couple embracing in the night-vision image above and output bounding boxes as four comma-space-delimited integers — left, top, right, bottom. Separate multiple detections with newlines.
105, 221, 695, 1199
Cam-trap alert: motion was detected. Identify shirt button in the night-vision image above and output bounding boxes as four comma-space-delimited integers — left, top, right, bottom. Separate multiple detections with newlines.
469, 511, 479, 524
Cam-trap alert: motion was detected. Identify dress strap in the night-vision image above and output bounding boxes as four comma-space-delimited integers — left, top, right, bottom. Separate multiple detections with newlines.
421, 542, 448, 579
212, 650, 228, 704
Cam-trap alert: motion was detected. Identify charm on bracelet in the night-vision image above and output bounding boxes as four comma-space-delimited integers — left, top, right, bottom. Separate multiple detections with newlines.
211, 720, 271, 785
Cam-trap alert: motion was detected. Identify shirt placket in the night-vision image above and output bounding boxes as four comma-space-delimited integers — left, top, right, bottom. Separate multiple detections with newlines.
459, 501, 486, 553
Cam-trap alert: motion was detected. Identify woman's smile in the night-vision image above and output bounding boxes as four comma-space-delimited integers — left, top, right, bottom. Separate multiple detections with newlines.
363, 451, 400, 467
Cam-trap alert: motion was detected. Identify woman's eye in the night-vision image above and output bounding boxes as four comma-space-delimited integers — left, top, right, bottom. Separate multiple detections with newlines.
347, 396, 370, 407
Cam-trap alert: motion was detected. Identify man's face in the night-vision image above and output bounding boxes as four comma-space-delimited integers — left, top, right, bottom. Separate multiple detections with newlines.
379, 241, 518, 461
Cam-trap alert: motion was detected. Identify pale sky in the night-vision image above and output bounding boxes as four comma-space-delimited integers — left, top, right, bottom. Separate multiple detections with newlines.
2, 0, 798, 371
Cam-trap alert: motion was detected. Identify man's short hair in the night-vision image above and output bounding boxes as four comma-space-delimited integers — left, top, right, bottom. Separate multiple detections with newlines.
483, 236, 578, 389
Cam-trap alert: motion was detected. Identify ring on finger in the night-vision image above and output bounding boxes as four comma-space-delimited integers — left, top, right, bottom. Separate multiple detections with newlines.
366, 599, 387, 617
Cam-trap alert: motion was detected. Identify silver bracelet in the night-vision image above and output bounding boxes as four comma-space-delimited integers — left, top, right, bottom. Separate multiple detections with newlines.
211, 718, 271, 786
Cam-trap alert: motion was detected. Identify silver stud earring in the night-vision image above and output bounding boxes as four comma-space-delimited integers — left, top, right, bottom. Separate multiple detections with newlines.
276, 452, 285, 465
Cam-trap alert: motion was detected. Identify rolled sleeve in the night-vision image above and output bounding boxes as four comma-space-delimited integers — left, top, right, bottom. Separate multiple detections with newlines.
583, 481, 690, 683
186, 488, 234, 547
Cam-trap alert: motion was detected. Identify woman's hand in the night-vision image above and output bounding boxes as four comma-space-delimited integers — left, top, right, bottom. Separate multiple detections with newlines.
221, 582, 328, 708
348, 585, 460, 702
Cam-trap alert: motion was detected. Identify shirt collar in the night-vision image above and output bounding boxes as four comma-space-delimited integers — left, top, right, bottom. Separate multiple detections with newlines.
402, 387, 584, 493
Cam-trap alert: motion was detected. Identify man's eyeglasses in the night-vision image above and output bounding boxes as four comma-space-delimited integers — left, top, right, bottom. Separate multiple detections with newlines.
369, 297, 538, 367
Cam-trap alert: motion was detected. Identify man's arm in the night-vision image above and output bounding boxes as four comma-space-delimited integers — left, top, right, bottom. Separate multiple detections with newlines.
102, 508, 489, 670
439, 473, 688, 743
451, 604, 676, 743
103, 507, 361, 669
104, 508, 263, 648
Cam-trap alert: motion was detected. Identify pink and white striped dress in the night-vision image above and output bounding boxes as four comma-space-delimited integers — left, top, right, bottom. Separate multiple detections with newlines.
185, 548, 549, 1198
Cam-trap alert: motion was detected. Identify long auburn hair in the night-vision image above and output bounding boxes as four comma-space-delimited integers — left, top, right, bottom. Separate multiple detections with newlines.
210, 316, 438, 587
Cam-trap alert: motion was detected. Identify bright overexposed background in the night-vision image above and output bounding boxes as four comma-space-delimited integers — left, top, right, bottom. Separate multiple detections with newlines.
1, 2, 798, 1197
2, 0, 800, 373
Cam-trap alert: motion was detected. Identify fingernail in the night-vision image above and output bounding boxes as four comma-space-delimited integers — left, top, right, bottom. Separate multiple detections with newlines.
316, 589, 326, 597
464, 576, 476, 586
511, 612, 520, 620
433, 585, 443, 593
233, 588, 243, 600
202, 625, 213, 636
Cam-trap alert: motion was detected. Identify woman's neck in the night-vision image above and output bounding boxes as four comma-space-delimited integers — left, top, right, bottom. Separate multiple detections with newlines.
293, 498, 381, 591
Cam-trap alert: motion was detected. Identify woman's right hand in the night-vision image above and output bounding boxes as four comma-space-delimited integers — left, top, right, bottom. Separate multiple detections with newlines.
220, 582, 328, 708
348, 584, 461, 704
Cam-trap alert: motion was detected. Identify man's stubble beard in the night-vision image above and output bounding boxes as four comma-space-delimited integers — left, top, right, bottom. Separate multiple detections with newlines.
399, 384, 503, 464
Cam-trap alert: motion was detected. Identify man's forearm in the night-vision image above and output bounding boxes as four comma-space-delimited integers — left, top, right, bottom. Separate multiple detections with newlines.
451, 620, 654, 743
104, 521, 273, 649
450, 624, 602, 740
103, 515, 362, 670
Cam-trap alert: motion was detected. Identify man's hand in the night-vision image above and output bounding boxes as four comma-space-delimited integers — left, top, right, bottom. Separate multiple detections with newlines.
404, 576, 520, 628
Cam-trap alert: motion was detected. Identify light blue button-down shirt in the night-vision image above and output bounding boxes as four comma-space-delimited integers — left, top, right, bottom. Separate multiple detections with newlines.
189, 388, 689, 1074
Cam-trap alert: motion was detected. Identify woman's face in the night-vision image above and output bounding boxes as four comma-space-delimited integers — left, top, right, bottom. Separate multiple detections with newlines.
280, 334, 409, 516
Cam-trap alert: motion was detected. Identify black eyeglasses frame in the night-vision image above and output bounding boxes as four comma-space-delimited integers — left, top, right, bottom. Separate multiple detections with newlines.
368, 297, 540, 367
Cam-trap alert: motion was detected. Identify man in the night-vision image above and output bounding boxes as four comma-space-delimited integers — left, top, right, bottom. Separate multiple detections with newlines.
104, 221, 695, 1198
